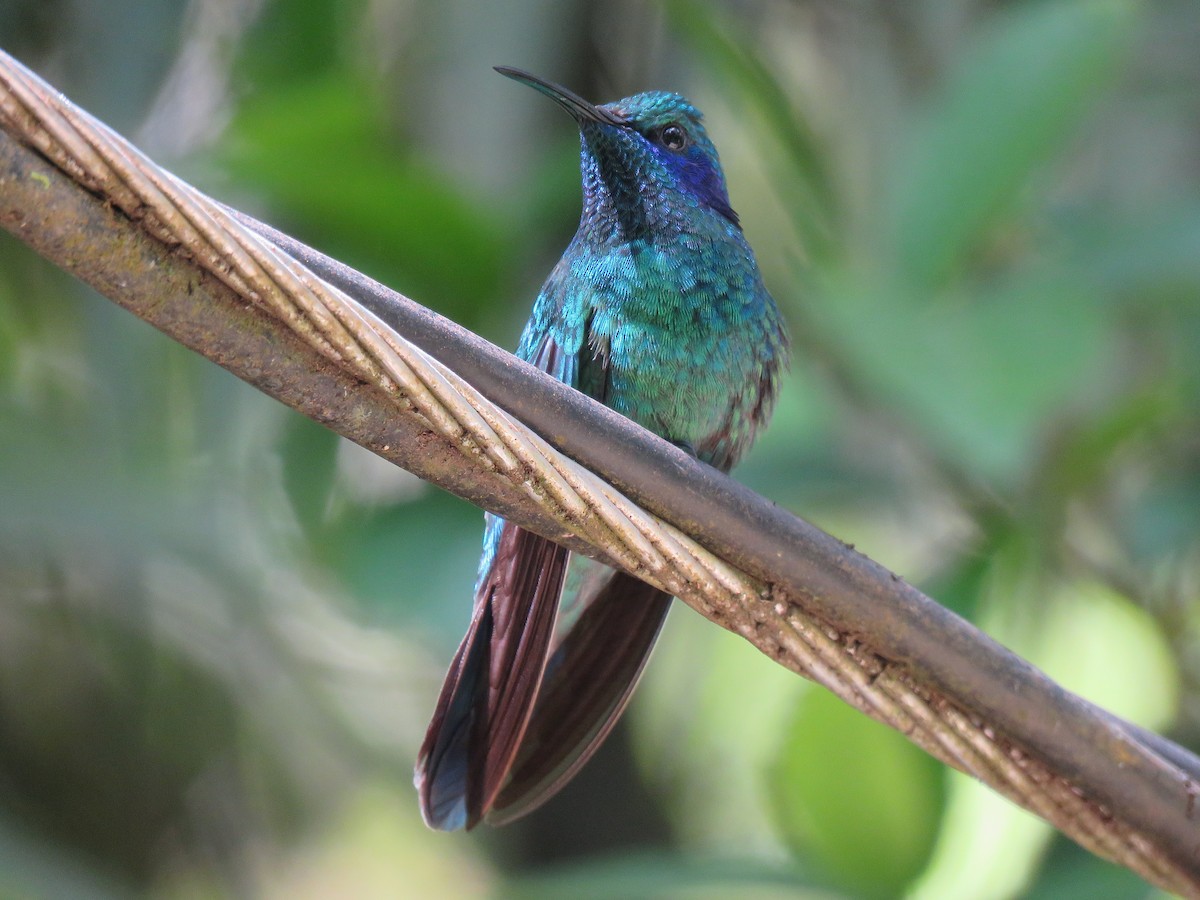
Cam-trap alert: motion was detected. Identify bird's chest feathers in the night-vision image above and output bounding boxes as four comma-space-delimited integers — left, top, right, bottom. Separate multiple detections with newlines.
575, 238, 742, 345
569, 237, 761, 446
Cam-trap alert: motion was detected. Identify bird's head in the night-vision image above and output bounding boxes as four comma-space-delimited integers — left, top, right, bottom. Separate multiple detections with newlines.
496, 67, 739, 236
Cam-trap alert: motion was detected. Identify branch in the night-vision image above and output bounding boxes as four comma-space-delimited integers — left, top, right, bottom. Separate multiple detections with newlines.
0, 51, 1195, 892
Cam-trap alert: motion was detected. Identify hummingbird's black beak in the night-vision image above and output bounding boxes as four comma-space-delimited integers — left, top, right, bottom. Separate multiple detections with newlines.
494, 66, 626, 127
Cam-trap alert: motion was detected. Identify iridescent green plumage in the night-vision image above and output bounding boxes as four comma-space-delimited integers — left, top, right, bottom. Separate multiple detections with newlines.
416, 68, 788, 830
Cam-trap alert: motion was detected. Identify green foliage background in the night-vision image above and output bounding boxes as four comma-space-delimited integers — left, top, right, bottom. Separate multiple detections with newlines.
0, 0, 1197, 897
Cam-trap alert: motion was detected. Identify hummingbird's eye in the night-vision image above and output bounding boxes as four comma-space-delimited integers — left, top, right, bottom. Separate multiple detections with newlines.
655, 124, 688, 152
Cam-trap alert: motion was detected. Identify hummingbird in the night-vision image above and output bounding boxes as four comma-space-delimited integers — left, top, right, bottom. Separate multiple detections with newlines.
415, 66, 788, 830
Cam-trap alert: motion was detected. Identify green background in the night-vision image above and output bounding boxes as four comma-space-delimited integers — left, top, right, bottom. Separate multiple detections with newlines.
0, 0, 1196, 897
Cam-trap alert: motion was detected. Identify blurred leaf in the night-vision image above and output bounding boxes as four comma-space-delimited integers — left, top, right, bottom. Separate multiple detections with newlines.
1023, 836, 1163, 900
768, 688, 943, 898
1124, 468, 1200, 565
0, 807, 131, 900
813, 267, 1111, 480
281, 415, 341, 544
667, 0, 838, 262
0, 260, 20, 388
1070, 203, 1200, 302
1040, 388, 1180, 503
220, 73, 510, 322
733, 366, 859, 517
502, 852, 822, 900
1037, 581, 1178, 731
327, 490, 482, 636
0, 587, 243, 878
248, 783, 496, 899
920, 543, 992, 621
632, 611, 805, 854
909, 768, 1052, 900
238, 0, 350, 84
887, 0, 1136, 289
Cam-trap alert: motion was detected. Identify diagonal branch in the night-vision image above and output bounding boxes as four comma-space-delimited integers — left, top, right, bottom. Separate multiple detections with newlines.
0, 51, 1195, 893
